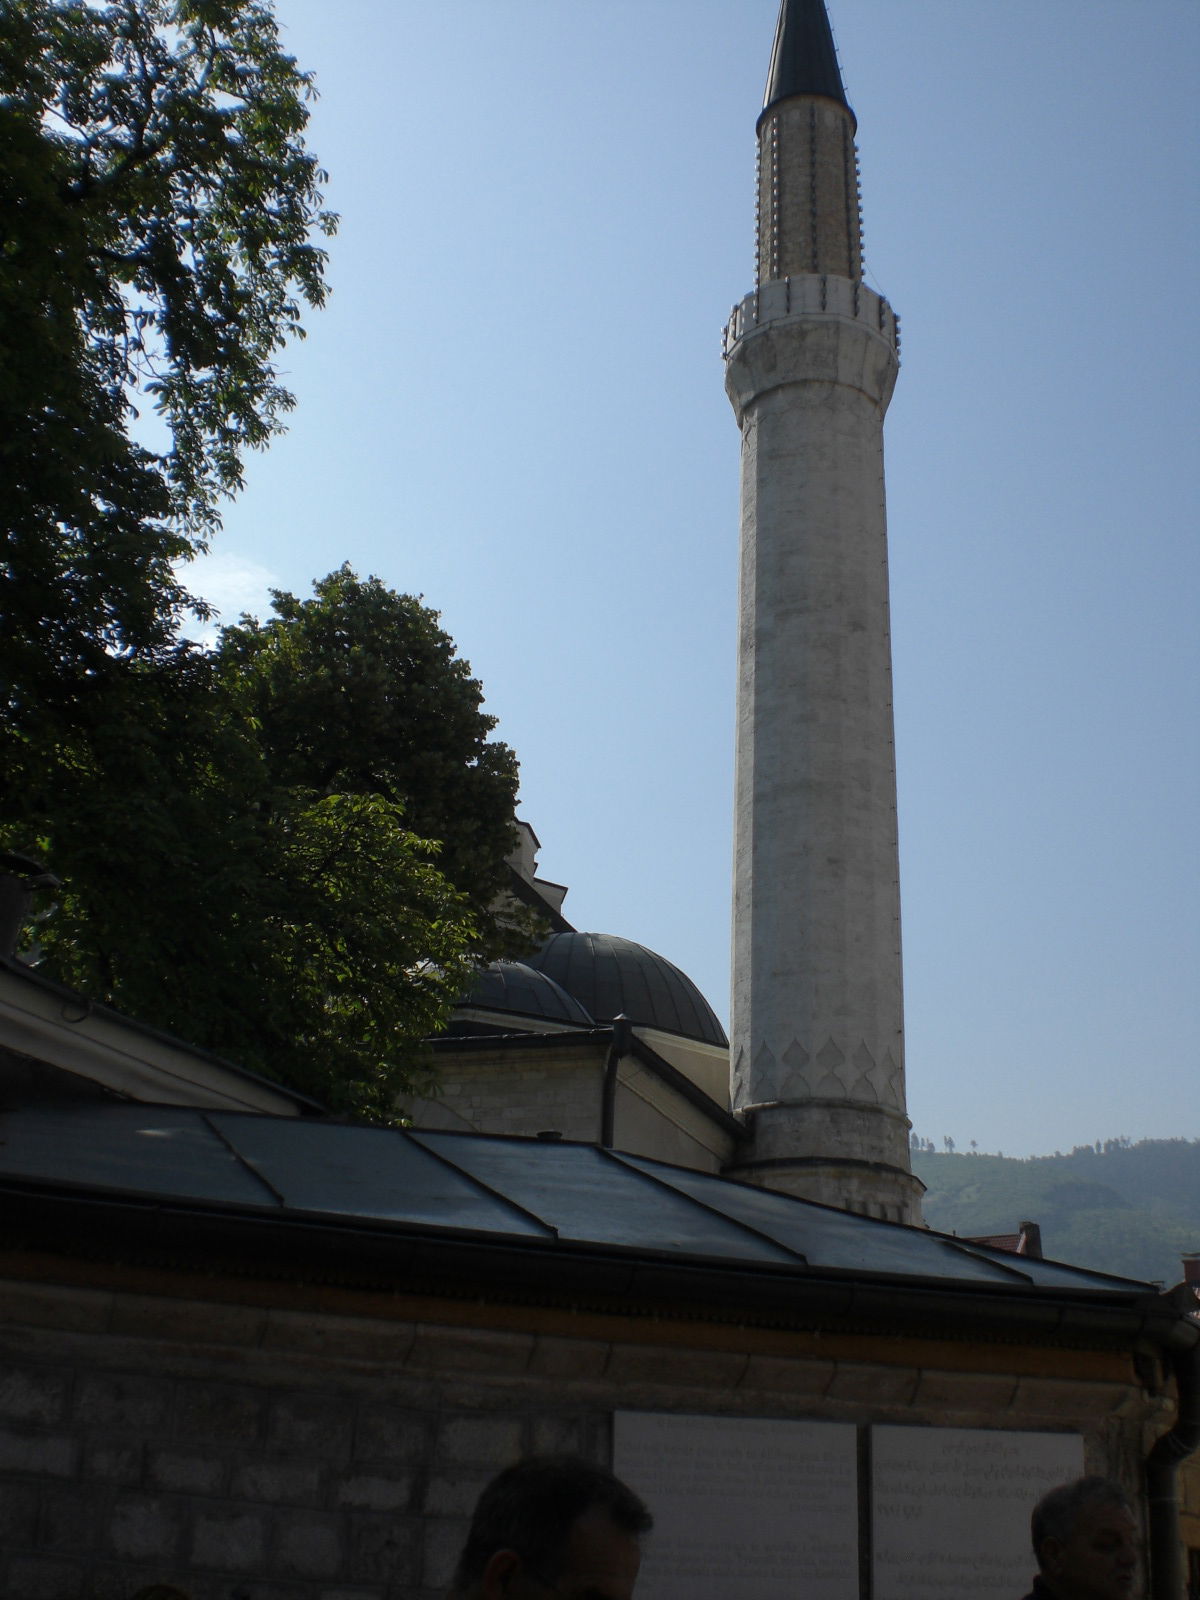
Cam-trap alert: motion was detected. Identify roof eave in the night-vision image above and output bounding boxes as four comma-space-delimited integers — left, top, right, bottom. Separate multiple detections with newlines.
2, 1174, 1190, 1358
0, 957, 325, 1118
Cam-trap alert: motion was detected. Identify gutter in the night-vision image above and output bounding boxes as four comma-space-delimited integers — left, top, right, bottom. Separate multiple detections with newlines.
0, 1173, 1188, 1355
428, 1026, 610, 1054
1145, 1286, 1200, 1600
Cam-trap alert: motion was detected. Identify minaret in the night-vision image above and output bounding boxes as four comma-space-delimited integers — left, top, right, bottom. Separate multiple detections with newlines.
724, 0, 923, 1224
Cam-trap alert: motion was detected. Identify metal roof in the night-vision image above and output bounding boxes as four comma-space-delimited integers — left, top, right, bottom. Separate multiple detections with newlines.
456, 960, 595, 1028
763, 0, 851, 118
527, 932, 728, 1049
0, 1103, 1156, 1297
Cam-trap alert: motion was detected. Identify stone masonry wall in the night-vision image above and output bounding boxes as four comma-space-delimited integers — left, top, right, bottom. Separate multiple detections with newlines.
406, 1046, 604, 1141
0, 1268, 1167, 1600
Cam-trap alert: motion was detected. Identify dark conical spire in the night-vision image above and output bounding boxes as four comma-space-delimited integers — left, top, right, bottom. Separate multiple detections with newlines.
762, 0, 849, 116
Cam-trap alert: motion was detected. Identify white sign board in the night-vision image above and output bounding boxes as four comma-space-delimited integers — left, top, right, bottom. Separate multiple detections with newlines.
614, 1411, 859, 1600
872, 1425, 1084, 1600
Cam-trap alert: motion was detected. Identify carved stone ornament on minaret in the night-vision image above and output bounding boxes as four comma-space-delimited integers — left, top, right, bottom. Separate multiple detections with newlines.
724, 0, 924, 1225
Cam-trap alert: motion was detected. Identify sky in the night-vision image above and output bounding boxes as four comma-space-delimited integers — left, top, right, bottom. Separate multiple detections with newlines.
189, 0, 1200, 1161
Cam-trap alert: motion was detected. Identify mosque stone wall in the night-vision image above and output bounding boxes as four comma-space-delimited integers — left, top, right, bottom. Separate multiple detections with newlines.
613, 1063, 735, 1174
0, 1268, 1164, 1600
405, 1042, 736, 1174
402, 1042, 607, 1142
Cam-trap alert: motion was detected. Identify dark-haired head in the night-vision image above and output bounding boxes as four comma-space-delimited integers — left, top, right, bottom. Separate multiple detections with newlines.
451, 1456, 652, 1599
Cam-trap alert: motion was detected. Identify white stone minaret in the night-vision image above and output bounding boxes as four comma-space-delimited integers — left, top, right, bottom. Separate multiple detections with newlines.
724, 0, 923, 1224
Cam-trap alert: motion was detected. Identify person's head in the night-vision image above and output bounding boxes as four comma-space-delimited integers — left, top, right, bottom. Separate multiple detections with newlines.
450, 1455, 652, 1600
1031, 1477, 1140, 1600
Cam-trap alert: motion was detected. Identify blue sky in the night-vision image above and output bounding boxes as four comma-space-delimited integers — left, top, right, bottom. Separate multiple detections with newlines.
191, 1, 1199, 1159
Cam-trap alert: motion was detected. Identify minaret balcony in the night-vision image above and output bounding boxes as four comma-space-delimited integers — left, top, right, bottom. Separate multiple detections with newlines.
724, 274, 899, 360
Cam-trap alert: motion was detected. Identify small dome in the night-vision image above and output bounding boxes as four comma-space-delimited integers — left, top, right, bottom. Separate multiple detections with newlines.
458, 960, 595, 1027
527, 932, 728, 1048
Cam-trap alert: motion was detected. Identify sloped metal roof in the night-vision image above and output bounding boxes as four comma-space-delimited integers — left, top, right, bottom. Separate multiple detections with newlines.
0, 1103, 1155, 1297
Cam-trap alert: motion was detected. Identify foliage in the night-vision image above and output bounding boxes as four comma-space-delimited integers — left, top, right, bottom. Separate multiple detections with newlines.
913, 1140, 1200, 1286
0, 0, 335, 727
7, 637, 482, 1119
0, 10, 528, 1117
217, 567, 534, 959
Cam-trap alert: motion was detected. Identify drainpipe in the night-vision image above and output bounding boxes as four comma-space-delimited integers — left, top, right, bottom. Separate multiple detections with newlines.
599, 1015, 631, 1149
1146, 1287, 1200, 1600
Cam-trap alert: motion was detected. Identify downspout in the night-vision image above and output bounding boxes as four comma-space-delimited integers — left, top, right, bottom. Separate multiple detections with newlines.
599, 1015, 631, 1149
1146, 1289, 1200, 1600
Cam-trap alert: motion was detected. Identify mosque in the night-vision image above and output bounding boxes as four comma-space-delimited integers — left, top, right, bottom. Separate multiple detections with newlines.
426, 0, 921, 1227
0, 3, 1197, 1596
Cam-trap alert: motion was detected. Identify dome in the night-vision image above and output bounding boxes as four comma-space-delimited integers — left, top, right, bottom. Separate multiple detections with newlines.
526, 932, 728, 1048
458, 960, 595, 1028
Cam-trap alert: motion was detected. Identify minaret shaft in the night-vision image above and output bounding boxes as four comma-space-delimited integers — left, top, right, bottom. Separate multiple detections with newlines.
726, 300, 915, 1214
757, 98, 862, 282
725, 1, 922, 1225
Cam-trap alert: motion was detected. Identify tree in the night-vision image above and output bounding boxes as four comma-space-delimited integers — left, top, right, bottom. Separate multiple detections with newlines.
217, 567, 532, 957
0, 12, 531, 1116
7, 571, 531, 1118
9, 637, 482, 1120
0, 0, 334, 731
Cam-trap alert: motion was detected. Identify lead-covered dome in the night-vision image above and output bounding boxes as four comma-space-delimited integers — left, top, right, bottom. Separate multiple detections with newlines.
527, 932, 727, 1048
457, 960, 595, 1028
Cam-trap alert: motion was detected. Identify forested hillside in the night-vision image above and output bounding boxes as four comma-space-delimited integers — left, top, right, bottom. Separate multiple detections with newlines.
911, 1139, 1200, 1287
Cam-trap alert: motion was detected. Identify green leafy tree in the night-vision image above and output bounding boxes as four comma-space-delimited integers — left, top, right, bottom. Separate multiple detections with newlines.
0, 11, 531, 1115
0, 0, 335, 732
11, 643, 482, 1119
8, 571, 531, 1117
217, 567, 532, 958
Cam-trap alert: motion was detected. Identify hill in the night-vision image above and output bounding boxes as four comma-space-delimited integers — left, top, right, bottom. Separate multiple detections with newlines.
911, 1139, 1200, 1286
